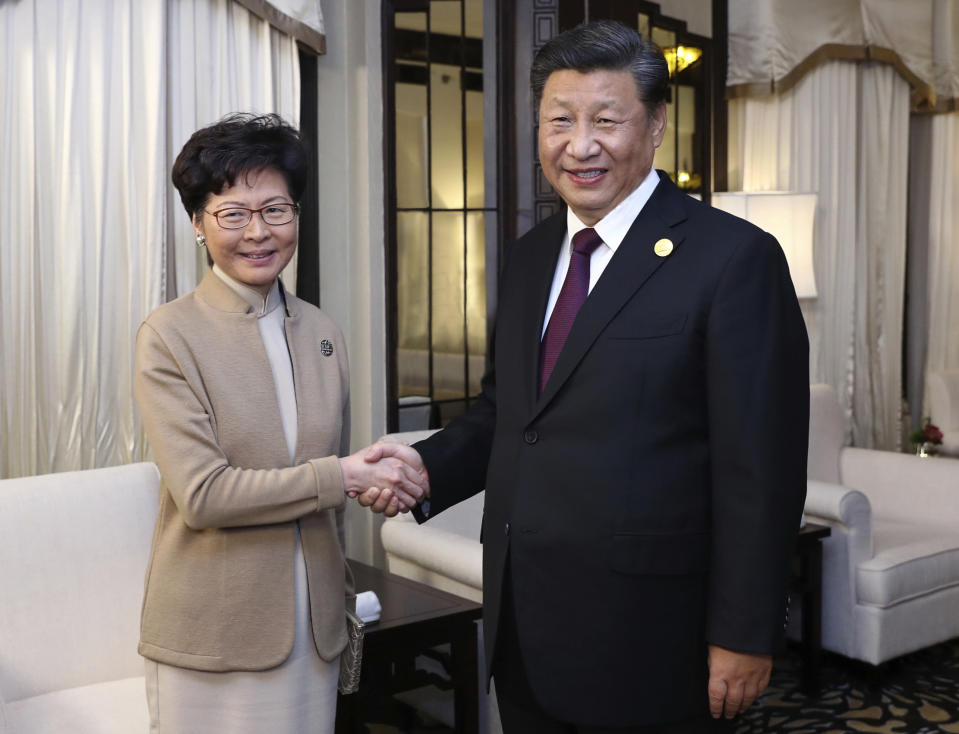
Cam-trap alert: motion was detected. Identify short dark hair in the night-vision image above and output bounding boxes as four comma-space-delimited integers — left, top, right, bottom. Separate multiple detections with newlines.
530, 20, 669, 114
171, 113, 309, 221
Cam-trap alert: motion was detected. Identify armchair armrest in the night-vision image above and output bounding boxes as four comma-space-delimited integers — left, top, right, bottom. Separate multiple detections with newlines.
804, 479, 873, 563
381, 516, 482, 591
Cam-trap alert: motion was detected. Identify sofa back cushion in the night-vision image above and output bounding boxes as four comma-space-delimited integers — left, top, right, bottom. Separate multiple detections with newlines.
0, 463, 159, 702
808, 384, 844, 483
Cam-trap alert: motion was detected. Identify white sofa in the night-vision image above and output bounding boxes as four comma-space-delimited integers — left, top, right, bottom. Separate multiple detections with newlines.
0, 463, 159, 734
927, 369, 959, 457
803, 384, 959, 665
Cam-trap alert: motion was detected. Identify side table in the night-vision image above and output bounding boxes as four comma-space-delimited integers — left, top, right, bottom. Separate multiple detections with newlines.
335, 560, 483, 734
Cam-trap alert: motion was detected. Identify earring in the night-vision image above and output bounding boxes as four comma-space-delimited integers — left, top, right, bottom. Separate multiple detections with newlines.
195, 233, 206, 248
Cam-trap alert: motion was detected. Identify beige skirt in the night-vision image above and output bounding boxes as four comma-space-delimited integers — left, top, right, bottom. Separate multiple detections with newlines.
145, 528, 339, 734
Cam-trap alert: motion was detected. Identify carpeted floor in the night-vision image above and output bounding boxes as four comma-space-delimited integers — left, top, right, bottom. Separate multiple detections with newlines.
365, 638, 959, 732
736, 639, 959, 733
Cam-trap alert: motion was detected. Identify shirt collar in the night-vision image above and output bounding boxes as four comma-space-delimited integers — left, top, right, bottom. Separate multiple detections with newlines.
211, 265, 284, 318
565, 168, 662, 253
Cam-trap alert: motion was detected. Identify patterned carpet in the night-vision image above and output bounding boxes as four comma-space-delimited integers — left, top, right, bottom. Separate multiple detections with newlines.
736, 639, 959, 733
368, 639, 959, 732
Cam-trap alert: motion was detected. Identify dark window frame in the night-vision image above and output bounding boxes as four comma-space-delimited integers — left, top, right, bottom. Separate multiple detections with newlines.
383, 0, 508, 433
295, 43, 321, 306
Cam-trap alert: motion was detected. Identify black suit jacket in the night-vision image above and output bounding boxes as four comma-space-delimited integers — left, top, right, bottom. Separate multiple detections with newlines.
414, 172, 809, 726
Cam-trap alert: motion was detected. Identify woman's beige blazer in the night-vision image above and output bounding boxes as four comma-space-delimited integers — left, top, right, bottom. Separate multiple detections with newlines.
134, 271, 352, 672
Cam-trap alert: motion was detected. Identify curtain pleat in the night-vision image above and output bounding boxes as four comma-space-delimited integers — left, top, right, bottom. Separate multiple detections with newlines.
729, 60, 911, 450
0, 0, 300, 478
905, 115, 959, 429
923, 113, 959, 396
0, 0, 166, 477
853, 64, 910, 449
167, 0, 301, 300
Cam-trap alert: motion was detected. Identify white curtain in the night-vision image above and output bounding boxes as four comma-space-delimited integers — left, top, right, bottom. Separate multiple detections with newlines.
924, 113, 959, 375
728, 0, 958, 110
728, 61, 911, 449
852, 65, 910, 449
0, 0, 166, 478
168, 0, 300, 299
907, 111, 959, 424
0, 0, 300, 478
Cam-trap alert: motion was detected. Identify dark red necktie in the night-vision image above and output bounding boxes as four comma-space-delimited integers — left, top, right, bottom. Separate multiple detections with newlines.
539, 228, 604, 394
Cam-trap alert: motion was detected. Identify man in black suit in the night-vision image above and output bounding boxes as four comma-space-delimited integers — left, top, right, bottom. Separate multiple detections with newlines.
363, 19, 809, 733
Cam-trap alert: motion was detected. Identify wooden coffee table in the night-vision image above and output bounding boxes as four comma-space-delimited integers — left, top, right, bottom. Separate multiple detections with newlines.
335, 560, 483, 734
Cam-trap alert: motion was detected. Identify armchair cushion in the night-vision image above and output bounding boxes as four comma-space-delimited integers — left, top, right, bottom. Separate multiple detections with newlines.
857, 521, 959, 607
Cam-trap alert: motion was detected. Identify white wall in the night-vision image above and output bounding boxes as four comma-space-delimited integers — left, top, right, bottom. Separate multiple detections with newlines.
315, 0, 388, 565
656, 0, 712, 38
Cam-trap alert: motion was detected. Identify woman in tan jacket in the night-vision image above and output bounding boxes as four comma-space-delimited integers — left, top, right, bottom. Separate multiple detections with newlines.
134, 114, 427, 733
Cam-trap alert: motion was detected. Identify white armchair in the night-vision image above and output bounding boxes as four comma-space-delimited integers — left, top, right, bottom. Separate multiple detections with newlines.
927, 369, 959, 457
802, 384, 959, 665
0, 463, 159, 733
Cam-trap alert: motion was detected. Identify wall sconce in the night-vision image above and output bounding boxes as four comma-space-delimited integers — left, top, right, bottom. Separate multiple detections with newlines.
711, 192, 818, 299
663, 45, 702, 76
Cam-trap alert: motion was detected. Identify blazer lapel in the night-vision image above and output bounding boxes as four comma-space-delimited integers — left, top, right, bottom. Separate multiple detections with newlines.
532, 175, 689, 417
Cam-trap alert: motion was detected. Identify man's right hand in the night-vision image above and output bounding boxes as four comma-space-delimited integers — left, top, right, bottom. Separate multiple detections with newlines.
349, 442, 430, 517
338, 442, 429, 516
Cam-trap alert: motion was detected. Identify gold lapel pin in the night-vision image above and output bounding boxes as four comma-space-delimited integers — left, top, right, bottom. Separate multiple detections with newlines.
654, 238, 674, 257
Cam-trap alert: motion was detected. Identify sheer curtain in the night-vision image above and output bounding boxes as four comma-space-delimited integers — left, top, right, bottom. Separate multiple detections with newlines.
728, 61, 911, 449
167, 0, 300, 300
924, 113, 959, 375
0, 0, 300, 478
0, 0, 166, 477
907, 111, 959, 423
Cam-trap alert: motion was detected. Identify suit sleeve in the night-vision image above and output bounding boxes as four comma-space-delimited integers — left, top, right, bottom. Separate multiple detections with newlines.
134, 321, 346, 530
704, 230, 809, 654
412, 352, 497, 522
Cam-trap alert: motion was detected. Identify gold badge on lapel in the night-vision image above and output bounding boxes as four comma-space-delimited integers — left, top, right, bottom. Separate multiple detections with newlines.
654, 238, 674, 257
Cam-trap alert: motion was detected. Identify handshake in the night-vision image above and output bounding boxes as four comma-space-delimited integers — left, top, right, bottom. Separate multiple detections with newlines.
338, 442, 430, 517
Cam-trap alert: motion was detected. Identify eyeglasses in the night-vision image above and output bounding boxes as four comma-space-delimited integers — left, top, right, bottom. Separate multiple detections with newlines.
205, 203, 298, 229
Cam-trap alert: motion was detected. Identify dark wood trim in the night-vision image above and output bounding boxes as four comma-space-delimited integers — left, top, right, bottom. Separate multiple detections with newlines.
395, 28, 483, 69
496, 0, 517, 257
712, 0, 728, 194
382, 1, 401, 433
295, 43, 320, 306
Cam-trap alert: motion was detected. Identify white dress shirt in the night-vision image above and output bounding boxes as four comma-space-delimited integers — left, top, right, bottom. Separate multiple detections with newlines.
541, 167, 661, 336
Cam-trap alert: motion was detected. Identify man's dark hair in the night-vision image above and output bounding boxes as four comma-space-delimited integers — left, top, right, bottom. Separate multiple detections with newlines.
530, 20, 669, 114
171, 113, 310, 221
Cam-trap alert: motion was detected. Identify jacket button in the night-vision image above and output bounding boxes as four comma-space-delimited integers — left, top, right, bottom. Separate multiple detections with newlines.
505, 522, 511, 536
524, 430, 538, 444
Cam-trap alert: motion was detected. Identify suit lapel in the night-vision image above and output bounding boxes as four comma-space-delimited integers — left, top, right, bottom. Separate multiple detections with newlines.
532, 174, 689, 418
